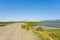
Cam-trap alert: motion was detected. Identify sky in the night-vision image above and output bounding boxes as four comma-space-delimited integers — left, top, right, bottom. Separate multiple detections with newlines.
0, 0, 60, 21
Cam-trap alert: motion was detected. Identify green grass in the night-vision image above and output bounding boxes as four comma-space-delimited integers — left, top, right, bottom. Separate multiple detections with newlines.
33, 28, 60, 40
22, 25, 30, 30
21, 22, 60, 40
32, 29, 50, 40
22, 25, 26, 29
45, 29, 60, 40
24, 22, 60, 26
0, 22, 16, 27
21, 24, 50, 40
0, 22, 15, 25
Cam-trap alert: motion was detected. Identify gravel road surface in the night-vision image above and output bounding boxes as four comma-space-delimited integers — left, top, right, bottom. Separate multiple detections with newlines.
0, 23, 39, 40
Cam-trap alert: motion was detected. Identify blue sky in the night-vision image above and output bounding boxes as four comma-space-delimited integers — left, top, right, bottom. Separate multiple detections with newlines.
0, 0, 60, 21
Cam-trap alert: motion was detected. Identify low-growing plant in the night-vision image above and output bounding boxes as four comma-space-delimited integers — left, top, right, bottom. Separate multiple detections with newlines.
26, 26, 30, 30
32, 29, 50, 40
22, 25, 30, 30
22, 25, 26, 29
36, 26, 43, 31
48, 33, 58, 40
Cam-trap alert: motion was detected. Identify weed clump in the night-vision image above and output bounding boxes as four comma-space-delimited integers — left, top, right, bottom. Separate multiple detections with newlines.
26, 26, 30, 30
22, 25, 30, 30
36, 26, 43, 31
22, 25, 26, 29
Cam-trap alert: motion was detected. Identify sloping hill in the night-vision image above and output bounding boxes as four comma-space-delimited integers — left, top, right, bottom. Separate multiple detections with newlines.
41, 20, 60, 22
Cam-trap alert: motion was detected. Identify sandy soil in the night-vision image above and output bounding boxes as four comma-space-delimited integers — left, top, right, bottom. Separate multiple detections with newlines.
0, 23, 39, 40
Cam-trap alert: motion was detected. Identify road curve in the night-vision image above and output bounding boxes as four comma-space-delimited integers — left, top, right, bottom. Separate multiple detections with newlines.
0, 23, 39, 40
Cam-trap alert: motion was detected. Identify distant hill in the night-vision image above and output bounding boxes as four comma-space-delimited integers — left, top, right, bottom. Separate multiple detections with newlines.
41, 20, 60, 22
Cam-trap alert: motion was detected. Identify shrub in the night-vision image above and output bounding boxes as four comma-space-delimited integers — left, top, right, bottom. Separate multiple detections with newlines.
36, 26, 43, 31
22, 25, 26, 29
26, 26, 30, 30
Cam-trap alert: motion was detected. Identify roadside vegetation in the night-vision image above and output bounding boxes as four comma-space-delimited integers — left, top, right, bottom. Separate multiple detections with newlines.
21, 22, 60, 40
0, 22, 15, 24
45, 29, 60, 40
0, 22, 15, 27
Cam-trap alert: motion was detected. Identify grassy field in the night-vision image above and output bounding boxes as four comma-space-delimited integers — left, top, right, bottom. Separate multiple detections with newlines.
0, 22, 15, 24
45, 29, 60, 40
23, 22, 60, 26
0, 22, 16, 27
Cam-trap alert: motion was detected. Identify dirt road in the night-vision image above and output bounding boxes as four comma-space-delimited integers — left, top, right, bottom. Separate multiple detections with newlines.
0, 23, 39, 40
